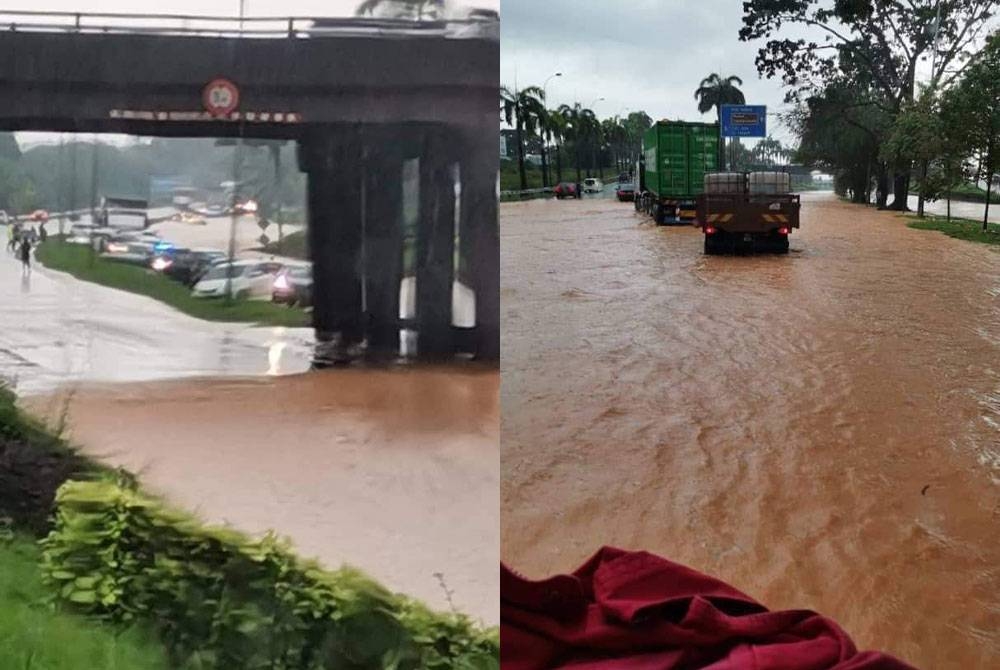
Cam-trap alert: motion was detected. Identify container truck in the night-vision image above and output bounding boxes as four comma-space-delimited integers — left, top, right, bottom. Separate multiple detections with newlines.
695, 171, 800, 255
636, 120, 720, 225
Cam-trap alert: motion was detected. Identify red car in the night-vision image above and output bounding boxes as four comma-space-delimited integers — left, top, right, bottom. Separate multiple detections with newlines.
553, 182, 581, 199
615, 182, 636, 201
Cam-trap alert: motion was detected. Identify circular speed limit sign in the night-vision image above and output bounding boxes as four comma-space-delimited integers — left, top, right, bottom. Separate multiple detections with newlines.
203, 78, 240, 117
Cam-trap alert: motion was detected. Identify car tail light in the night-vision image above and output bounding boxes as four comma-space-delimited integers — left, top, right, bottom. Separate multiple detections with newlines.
705, 226, 717, 235
778, 227, 790, 235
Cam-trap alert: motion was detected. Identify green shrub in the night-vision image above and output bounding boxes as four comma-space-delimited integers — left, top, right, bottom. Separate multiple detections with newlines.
41, 480, 498, 670
0, 385, 101, 535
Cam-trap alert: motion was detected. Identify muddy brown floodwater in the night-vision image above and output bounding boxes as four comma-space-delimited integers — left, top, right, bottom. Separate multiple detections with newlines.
27, 367, 498, 624
500, 192, 1000, 667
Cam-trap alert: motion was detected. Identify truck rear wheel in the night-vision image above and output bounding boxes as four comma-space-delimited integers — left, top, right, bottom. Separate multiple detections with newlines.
653, 203, 665, 226
775, 235, 790, 254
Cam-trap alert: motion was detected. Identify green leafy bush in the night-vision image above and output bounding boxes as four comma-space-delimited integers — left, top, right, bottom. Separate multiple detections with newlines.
41, 480, 498, 670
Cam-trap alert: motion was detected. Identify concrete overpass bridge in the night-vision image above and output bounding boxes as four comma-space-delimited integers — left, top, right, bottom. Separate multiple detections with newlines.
0, 10, 499, 363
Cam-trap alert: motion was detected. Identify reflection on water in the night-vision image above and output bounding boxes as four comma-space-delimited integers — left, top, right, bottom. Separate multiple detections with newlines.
266, 341, 287, 375
500, 192, 1000, 667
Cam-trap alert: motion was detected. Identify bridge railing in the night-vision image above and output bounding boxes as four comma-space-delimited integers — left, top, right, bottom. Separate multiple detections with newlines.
0, 10, 499, 40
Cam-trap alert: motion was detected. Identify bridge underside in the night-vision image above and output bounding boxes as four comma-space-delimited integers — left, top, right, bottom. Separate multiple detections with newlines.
0, 27, 498, 362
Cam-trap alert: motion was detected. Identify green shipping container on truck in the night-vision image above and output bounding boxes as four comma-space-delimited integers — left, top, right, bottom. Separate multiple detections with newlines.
642, 121, 720, 199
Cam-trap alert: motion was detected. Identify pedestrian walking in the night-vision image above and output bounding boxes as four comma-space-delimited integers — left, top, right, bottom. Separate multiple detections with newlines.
19, 236, 32, 274
38, 222, 47, 242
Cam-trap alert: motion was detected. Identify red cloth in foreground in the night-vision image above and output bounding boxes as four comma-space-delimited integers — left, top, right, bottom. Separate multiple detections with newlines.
502, 547, 915, 669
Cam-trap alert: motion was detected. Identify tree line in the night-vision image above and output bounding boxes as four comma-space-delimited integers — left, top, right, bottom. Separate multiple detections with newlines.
500, 87, 654, 190
501, 72, 798, 191
743, 0, 998, 228
0, 135, 305, 220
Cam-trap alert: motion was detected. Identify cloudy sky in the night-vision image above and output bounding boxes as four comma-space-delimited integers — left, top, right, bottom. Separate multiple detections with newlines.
501, 1, 821, 146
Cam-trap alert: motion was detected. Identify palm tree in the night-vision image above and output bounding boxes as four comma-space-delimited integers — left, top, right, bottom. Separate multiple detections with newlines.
624, 111, 652, 167
694, 73, 745, 170
355, 0, 444, 19
501, 86, 545, 191
546, 108, 568, 184
536, 106, 552, 188
558, 103, 597, 183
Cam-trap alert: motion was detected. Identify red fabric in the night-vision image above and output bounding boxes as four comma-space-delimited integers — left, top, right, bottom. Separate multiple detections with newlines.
501, 547, 915, 669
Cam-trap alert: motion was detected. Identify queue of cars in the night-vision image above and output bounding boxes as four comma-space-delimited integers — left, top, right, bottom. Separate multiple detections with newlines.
63, 221, 312, 307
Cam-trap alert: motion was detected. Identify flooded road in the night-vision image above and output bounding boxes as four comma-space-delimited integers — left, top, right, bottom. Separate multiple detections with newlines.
500, 192, 1000, 666
27, 369, 498, 624
0, 250, 313, 395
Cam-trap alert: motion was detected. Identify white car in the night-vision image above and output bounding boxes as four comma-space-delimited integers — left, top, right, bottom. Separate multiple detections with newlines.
192, 260, 282, 300
583, 177, 604, 193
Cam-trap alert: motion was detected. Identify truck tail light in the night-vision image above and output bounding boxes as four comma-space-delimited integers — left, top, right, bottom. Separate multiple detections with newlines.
704, 226, 717, 235
778, 227, 790, 235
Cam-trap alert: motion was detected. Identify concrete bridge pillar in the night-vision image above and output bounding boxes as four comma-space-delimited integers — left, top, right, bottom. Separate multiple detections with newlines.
299, 123, 496, 364
362, 130, 405, 357
458, 127, 499, 362
300, 128, 365, 364
415, 128, 457, 358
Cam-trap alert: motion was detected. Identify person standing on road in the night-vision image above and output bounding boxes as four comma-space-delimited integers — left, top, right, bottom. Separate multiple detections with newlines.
19, 236, 32, 274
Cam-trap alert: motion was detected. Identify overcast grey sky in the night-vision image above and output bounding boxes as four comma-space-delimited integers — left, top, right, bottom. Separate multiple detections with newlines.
501, 1, 815, 146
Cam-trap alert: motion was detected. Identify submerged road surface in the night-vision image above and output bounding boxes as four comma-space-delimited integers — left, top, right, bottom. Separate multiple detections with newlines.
0, 249, 313, 394
501, 192, 1000, 666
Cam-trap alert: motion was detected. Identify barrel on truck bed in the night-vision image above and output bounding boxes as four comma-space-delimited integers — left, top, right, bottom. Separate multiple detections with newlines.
638, 120, 720, 225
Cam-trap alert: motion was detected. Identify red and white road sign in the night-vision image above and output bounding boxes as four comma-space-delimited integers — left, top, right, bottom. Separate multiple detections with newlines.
202, 78, 240, 117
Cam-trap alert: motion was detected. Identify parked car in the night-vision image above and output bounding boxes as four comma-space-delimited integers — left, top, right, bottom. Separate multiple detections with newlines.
67, 223, 97, 245
101, 238, 156, 266
192, 260, 282, 300
553, 182, 580, 199
616, 182, 636, 201
178, 249, 229, 286
583, 178, 604, 194
272, 264, 313, 307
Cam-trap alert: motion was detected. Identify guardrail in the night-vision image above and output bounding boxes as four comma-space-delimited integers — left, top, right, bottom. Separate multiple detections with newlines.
0, 10, 499, 40
500, 187, 554, 202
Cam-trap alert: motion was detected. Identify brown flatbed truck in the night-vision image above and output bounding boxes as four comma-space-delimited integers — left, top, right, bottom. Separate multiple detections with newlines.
695, 188, 800, 255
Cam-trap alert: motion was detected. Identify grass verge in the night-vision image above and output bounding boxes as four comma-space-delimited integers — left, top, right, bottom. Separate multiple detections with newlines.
905, 214, 1000, 247
35, 240, 310, 327
1, 386, 168, 669
0, 533, 170, 670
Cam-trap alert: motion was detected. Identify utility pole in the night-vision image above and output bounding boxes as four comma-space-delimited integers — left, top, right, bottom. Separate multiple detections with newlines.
226, 0, 247, 301
89, 136, 100, 222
